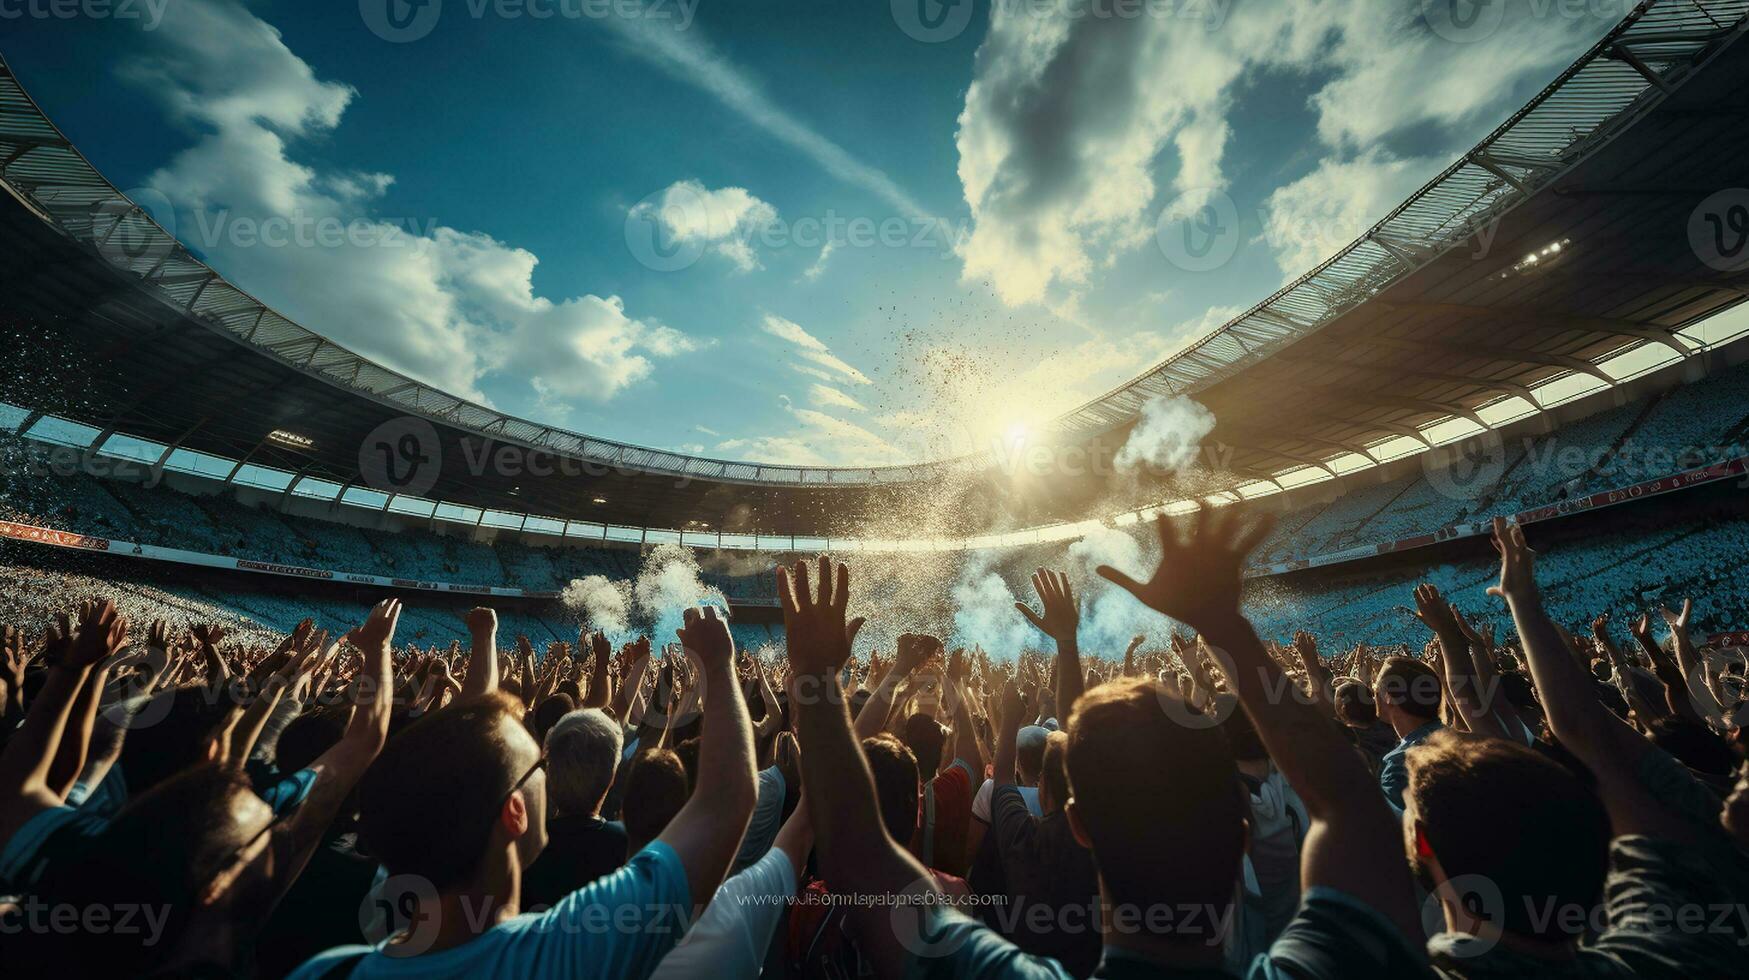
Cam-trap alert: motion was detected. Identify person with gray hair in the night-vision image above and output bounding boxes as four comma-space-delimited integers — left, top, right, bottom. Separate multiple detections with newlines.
521, 708, 630, 910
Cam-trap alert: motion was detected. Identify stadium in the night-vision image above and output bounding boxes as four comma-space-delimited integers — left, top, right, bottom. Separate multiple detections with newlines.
3, 1, 1749, 977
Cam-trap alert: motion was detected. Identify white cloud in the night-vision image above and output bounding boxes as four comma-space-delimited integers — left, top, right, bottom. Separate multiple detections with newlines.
759, 314, 872, 386
126, 0, 693, 407
715, 392, 906, 466
1259, 149, 1444, 278
801, 239, 837, 281
629, 179, 778, 272
713, 435, 826, 466
808, 383, 866, 413
954, 0, 1609, 307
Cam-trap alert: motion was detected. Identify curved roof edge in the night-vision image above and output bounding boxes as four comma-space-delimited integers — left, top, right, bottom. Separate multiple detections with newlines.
1053, 0, 1749, 435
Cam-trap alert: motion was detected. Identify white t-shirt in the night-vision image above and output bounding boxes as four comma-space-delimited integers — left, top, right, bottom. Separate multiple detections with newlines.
970, 778, 1040, 823
650, 847, 795, 979
731, 767, 786, 871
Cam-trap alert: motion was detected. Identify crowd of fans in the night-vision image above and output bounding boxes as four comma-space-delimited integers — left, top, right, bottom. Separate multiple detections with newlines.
1, 506, 1745, 978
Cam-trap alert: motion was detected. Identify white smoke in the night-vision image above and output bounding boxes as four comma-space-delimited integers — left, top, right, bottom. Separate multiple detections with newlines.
560, 575, 633, 639
634, 543, 729, 643
1115, 395, 1216, 473
950, 552, 1037, 661
1065, 523, 1175, 654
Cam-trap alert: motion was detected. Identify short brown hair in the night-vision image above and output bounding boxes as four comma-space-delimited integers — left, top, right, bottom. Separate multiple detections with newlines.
1406, 729, 1610, 940
1376, 657, 1443, 720
622, 747, 689, 852
358, 692, 532, 890
863, 733, 921, 841
1064, 678, 1246, 933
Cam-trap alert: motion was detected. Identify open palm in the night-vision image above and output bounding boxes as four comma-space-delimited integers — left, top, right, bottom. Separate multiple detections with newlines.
1097, 506, 1273, 635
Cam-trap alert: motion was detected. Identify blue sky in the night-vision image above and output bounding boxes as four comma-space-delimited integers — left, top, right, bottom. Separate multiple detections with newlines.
4, 0, 1621, 465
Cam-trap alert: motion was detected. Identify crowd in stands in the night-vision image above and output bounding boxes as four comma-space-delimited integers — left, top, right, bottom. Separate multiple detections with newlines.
1, 507, 1746, 979
1251, 360, 1749, 564
0, 466, 763, 600
12, 359, 1749, 608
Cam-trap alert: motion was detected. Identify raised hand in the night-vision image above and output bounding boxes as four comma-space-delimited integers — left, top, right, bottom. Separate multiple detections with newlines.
676, 606, 734, 671
1014, 567, 1079, 645
464, 606, 496, 637
1097, 506, 1274, 634
1658, 598, 1693, 637
349, 599, 402, 654
1412, 583, 1465, 641
1485, 517, 1537, 601
1630, 612, 1654, 646
893, 633, 939, 677
191, 622, 229, 650
2, 626, 27, 689
68, 600, 129, 669
778, 556, 852, 678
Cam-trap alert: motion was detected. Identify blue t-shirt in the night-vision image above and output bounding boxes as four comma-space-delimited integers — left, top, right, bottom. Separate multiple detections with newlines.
288, 840, 692, 980
0, 805, 110, 892
257, 768, 319, 816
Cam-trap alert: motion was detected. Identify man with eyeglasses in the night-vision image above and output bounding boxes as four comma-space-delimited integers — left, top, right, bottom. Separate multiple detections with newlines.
290, 605, 758, 979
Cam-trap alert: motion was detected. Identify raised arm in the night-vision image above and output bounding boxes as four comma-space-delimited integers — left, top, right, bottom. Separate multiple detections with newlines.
658, 608, 758, 910
191, 623, 232, 689
1413, 586, 1505, 739
582, 630, 613, 710
1098, 506, 1424, 942
781, 556, 944, 980
1485, 518, 1691, 839
225, 599, 399, 924
461, 607, 499, 699
1592, 614, 1665, 727
991, 678, 1025, 789
1290, 629, 1334, 714
45, 650, 113, 799
1660, 600, 1735, 728
945, 649, 984, 775
1014, 567, 1083, 718
1628, 611, 1703, 725
853, 633, 929, 741
0, 602, 129, 846
611, 638, 652, 723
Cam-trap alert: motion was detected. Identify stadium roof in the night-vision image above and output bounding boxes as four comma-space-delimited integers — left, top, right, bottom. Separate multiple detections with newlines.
3, 0, 1749, 540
